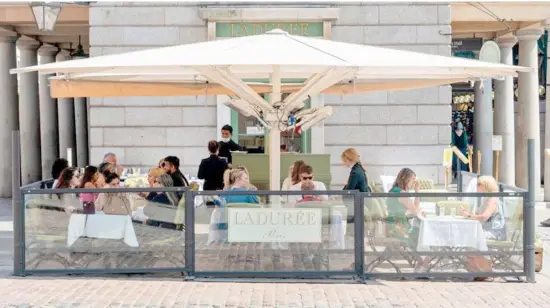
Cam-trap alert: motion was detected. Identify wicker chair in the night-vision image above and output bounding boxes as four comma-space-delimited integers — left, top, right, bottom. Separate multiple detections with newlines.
487, 201, 524, 273
415, 179, 435, 190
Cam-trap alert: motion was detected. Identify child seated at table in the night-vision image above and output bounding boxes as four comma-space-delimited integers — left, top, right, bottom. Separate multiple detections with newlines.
296, 181, 323, 204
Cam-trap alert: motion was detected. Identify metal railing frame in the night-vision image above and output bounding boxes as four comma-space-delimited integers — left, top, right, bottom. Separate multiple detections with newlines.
10, 131, 536, 282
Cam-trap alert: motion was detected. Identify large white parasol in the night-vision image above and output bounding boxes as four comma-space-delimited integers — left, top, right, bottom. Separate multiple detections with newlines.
11, 29, 530, 190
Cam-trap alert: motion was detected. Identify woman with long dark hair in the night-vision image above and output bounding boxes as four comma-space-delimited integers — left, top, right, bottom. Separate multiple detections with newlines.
54, 167, 81, 191
78, 166, 105, 214
50, 158, 69, 188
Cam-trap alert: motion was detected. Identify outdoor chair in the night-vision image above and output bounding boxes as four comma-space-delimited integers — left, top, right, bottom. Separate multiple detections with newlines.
415, 179, 434, 190
487, 200, 524, 273
364, 199, 419, 274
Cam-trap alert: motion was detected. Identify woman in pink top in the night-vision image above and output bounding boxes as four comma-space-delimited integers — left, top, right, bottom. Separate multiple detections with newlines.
78, 166, 105, 214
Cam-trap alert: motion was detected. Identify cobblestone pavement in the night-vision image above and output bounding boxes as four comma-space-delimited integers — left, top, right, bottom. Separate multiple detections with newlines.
0, 275, 549, 307
2, 198, 550, 307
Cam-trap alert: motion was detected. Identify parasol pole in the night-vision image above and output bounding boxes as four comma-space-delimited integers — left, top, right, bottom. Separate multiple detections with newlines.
268, 65, 282, 193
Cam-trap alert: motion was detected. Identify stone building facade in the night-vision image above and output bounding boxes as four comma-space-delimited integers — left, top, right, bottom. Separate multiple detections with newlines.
88, 2, 452, 187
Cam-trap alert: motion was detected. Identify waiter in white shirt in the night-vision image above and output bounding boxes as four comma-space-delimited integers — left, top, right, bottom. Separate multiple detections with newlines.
288, 164, 328, 206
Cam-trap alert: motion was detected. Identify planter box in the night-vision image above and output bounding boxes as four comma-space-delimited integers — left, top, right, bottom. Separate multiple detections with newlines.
536, 247, 543, 272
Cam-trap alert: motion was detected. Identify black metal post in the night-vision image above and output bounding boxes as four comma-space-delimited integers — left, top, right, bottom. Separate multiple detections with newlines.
355, 192, 365, 280
184, 188, 195, 279
12, 131, 23, 276
525, 139, 536, 283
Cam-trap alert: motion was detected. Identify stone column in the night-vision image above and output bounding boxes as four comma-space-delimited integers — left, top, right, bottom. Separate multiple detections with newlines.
494, 37, 517, 185
0, 30, 18, 196
72, 56, 88, 167
38, 44, 59, 180
474, 79, 494, 176
55, 50, 76, 165
17, 37, 41, 184
516, 28, 544, 194
74, 97, 88, 167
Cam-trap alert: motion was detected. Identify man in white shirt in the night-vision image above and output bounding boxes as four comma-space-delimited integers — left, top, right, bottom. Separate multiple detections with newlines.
287, 164, 328, 206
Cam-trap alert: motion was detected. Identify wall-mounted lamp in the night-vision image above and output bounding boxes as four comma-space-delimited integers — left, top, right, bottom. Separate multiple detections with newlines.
30, 2, 63, 31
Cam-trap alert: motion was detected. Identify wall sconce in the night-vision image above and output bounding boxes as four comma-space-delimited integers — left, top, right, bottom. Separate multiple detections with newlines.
30, 2, 63, 31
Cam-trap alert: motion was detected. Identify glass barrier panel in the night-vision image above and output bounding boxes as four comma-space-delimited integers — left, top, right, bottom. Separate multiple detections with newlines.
364, 194, 524, 275
23, 190, 186, 271
193, 191, 356, 273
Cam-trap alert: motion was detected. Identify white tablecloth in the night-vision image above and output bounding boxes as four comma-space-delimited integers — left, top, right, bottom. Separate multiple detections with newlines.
417, 217, 487, 252
67, 214, 139, 247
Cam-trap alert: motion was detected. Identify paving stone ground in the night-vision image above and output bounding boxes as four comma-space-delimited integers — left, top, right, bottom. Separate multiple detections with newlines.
2, 198, 550, 307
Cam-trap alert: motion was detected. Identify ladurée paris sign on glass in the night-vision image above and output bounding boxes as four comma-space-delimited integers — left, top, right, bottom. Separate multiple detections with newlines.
228, 208, 322, 243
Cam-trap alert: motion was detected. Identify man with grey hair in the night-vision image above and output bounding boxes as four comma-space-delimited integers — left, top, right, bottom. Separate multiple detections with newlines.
103, 152, 124, 176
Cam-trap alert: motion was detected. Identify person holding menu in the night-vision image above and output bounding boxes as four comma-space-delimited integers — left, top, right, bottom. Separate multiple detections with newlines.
218, 124, 242, 165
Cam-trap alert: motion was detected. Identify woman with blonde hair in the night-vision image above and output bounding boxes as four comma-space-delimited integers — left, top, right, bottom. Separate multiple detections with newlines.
139, 167, 166, 199
341, 148, 370, 192
221, 168, 259, 204
461, 175, 506, 240
223, 168, 232, 189
460, 175, 504, 281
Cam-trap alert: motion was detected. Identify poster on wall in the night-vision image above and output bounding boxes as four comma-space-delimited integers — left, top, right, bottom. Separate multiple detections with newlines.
228, 208, 322, 243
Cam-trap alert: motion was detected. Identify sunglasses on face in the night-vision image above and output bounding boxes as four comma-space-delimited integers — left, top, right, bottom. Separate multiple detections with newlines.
301, 176, 313, 181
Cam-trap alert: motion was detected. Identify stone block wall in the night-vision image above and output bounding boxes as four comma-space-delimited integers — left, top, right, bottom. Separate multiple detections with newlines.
88, 3, 213, 175
327, 4, 452, 186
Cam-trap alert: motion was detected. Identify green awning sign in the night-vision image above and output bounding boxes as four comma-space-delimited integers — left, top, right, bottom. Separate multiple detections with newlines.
216, 22, 323, 37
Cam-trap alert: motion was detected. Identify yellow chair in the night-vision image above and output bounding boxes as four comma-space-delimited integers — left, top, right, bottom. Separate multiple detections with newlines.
416, 178, 435, 190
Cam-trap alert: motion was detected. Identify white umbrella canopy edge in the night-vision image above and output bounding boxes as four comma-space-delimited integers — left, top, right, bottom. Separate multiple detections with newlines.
10, 29, 532, 76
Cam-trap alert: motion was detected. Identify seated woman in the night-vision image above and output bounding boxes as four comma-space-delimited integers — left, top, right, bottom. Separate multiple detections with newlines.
387, 168, 422, 238
386, 168, 429, 273
78, 166, 105, 214
95, 173, 132, 215
53, 167, 82, 213
460, 175, 504, 281
461, 175, 506, 240
139, 167, 165, 199
144, 174, 180, 229
220, 168, 259, 204
48, 158, 69, 189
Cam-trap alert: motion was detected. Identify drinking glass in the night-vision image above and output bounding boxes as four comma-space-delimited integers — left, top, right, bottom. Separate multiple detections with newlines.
439, 207, 445, 217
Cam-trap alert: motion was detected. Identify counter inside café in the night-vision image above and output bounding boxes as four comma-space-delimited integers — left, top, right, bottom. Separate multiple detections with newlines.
231, 152, 331, 190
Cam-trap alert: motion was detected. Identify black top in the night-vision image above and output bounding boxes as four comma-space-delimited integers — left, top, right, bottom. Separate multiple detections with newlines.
198, 154, 229, 190
343, 163, 370, 192
171, 170, 189, 187
218, 139, 242, 164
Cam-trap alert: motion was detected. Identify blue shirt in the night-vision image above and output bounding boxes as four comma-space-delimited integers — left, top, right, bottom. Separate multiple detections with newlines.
220, 187, 259, 204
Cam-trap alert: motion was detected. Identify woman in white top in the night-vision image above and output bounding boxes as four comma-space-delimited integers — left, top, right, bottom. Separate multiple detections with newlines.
461, 175, 506, 240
